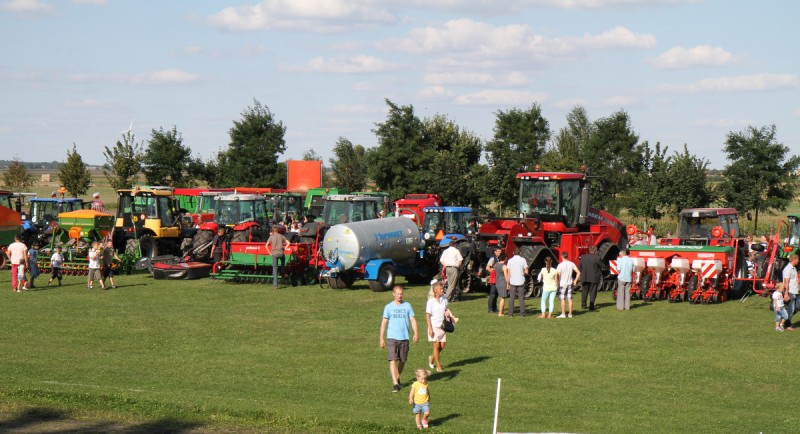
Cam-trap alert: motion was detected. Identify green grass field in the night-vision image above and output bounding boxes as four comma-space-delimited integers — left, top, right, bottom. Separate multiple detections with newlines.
0, 271, 798, 433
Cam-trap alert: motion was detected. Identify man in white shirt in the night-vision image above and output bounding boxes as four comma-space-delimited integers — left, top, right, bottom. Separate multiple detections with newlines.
439, 241, 463, 300
555, 251, 580, 318
782, 254, 799, 330
505, 248, 529, 317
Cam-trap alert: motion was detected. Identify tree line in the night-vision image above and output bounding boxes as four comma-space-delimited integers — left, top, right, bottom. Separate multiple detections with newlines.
2, 98, 797, 233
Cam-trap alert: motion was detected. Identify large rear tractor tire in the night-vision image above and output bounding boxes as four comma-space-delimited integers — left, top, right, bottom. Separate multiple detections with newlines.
369, 264, 396, 292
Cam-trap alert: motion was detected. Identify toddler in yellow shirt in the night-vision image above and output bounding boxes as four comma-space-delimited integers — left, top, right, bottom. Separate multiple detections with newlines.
408, 368, 431, 429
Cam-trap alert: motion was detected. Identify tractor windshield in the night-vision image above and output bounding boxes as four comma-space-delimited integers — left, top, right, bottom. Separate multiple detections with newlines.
519, 179, 582, 225
677, 213, 739, 239
216, 200, 267, 226
274, 195, 301, 222
788, 216, 800, 248
0, 194, 11, 209
422, 212, 443, 234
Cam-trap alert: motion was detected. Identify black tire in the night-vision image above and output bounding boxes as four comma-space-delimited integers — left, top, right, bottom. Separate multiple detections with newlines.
369, 264, 396, 292
232, 230, 249, 243
525, 270, 542, 298
686, 277, 698, 302
0, 252, 7, 270
139, 234, 158, 260
328, 272, 354, 289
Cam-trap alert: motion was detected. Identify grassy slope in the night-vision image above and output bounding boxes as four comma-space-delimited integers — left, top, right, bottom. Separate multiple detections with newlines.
1, 271, 799, 433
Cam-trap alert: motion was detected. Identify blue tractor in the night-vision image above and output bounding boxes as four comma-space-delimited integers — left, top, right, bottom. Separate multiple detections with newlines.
420, 206, 486, 298
21, 197, 85, 247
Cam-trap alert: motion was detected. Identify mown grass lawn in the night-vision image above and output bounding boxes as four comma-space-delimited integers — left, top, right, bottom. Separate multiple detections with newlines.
0, 271, 798, 433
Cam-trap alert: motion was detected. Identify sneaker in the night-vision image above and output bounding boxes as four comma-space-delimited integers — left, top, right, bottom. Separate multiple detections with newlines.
428, 355, 435, 369
568, 314, 573, 318
436, 368, 443, 373
392, 383, 401, 393
422, 420, 429, 429
112, 285, 117, 289
47, 282, 51, 287
22, 286, 28, 290
777, 327, 784, 332
88, 285, 92, 289
556, 314, 566, 318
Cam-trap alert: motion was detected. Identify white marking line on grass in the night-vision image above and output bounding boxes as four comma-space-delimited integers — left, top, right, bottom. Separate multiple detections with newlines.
40, 381, 263, 403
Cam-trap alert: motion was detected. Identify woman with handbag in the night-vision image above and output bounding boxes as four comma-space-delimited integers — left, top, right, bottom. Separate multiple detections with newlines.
426, 281, 458, 373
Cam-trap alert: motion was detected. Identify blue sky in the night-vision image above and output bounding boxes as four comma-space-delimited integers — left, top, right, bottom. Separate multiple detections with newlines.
1, 0, 798, 169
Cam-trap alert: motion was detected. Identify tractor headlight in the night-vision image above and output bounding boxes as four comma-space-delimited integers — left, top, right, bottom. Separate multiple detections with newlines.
424, 232, 431, 240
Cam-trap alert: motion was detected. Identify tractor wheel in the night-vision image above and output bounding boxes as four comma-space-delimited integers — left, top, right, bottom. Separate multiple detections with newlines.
524, 271, 542, 299
328, 273, 355, 290
369, 264, 396, 292
139, 235, 158, 260
686, 278, 698, 302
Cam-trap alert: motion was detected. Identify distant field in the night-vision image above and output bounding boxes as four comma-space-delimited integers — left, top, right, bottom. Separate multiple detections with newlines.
0, 271, 798, 433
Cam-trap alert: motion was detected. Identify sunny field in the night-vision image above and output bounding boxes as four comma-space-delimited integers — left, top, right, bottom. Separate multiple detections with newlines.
0, 270, 798, 433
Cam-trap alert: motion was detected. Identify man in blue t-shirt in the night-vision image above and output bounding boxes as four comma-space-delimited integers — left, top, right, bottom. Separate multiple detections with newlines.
379, 285, 419, 393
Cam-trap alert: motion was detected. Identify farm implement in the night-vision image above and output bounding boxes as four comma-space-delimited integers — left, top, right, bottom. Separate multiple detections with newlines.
616, 208, 782, 304
211, 241, 320, 285
37, 209, 116, 275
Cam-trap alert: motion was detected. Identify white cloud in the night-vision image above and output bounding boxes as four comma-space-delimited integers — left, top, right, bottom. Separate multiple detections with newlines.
601, 95, 641, 108
183, 45, 203, 55
281, 55, 404, 73
207, 0, 396, 33
455, 89, 548, 106
393, 0, 698, 12
424, 71, 530, 87
71, 0, 107, 5
791, 108, 800, 117
649, 45, 742, 70
69, 69, 201, 85
658, 73, 800, 93
383, 20, 655, 67
1, 0, 55, 14
418, 86, 454, 99
553, 98, 589, 109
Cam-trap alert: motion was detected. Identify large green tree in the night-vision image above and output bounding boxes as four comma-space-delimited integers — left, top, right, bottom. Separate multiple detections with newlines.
423, 114, 485, 207
59, 144, 92, 197
142, 126, 191, 187
484, 103, 551, 212
329, 138, 367, 192
664, 145, 713, 214
628, 141, 669, 221
103, 131, 143, 190
541, 106, 592, 171
213, 99, 287, 187
2, 158, 34, 191
366, 99, 428, 198
582, 110, 644, 214
717, 124, 800, 233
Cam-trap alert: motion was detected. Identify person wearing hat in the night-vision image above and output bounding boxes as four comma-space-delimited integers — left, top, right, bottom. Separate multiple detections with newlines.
90, 192, 105, 212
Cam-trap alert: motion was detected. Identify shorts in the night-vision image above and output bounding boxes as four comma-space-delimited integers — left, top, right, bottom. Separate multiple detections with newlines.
386, 338, 409, 362
427, 326, 447, 343
559, 284, 573, 300
51, 267, 62, 279
412, 403, 430, 414
88, 268, 102, 281
776, 307, 789, 322
102, 265, 114, 279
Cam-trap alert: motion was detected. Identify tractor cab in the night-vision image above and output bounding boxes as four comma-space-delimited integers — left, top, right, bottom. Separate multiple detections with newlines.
666, 208, 740, 246
0, 190, 13, 210
394, 193, 442, 228
214, 194, 269, 228
28, 198, 84, 229
783, 215, 800, 257
321, 195, 381, 226
518, 172, 584, 228
421, 206, 473, 246
113, 187, 191, 258
267, 192, 304, 224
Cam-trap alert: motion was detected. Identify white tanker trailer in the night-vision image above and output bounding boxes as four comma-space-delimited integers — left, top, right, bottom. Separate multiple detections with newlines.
321, 217, 427, 291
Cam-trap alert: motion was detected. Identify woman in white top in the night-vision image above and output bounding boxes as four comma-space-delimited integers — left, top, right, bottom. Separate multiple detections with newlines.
425, 281, 458, 373
538, 256, 559, 318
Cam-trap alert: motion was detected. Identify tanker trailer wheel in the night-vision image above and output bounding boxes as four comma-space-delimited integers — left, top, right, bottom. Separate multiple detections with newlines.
369, 264, 396, 292
328, 272, 355, 290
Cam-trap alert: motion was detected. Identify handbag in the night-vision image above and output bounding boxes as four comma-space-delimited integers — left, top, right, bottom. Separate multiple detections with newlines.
443, 317, 455, 333
489, 268, 497, 285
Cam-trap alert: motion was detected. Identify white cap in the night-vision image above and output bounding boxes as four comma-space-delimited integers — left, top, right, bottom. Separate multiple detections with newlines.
93, 192, 100, 198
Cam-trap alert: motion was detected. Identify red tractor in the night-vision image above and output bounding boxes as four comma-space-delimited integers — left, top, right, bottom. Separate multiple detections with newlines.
477, 169, 628, 297
394, 193, 442, 228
